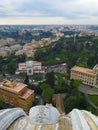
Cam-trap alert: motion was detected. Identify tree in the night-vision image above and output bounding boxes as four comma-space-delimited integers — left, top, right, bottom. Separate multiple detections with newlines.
19, 72, 27, 77
42, 88, 54, 103
40, 83, 51, 90
17, 54, 26, 62
24, 74, 29, 84
72, 79, 81, 87
34, 75, 43, 81
46, 72, 55, 86
40, 83, 54, 102
64, 96, 78, 113
64, 92, 87, 113
56, 77, 65, 87
0, 100, 3, 109
7, 61, 17, 74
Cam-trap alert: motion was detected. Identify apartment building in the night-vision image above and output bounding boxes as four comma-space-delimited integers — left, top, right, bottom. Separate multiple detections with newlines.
0, 80, 35, 110
70, 66, 98, 88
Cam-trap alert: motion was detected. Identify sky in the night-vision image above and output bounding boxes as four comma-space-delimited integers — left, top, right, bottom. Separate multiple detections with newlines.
0, 0, 98, 25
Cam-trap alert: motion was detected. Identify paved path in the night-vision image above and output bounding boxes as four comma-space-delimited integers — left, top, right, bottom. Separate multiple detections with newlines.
84, 94, 98, 109
78, 84, 98, 95
53, 94, 66, 114
78, 84, 98, 109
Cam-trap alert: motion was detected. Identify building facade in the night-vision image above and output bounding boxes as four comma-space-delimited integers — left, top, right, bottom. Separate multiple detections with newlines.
71, 66, 98, 88
44, 62, 67, 73
0, 80, 34, 110
16, 61, 44, 75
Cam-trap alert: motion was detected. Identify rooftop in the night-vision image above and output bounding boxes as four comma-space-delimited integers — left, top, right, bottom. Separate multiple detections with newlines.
19, 61, 41, 66
0, 80, 27, 94
20, 89, 34, 99
71, 66, 96, 76
19, 63, 26, 66
34, 61, 41, 65
26, 61, 34, 67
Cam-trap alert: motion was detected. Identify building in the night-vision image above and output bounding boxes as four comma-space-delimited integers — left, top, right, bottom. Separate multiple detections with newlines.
15, 38, 52, 57
43, 62, 67, 73
0, 80, 34, 110
0, 105, 98, 130
70, 66, 98, 88
16, 61, 45, 75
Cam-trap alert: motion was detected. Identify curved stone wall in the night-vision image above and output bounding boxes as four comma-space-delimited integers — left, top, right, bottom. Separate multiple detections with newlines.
0, 108, 26, 130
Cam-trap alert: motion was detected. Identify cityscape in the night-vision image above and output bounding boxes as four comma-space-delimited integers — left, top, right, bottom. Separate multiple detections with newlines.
0, 0, 98, 130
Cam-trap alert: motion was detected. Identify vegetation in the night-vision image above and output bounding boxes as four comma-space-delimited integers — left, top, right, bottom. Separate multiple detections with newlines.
24, 74, 29, 84
34, 35, 98, 69
0, 54, 26, 74
0, 30, 54, 45
0, 28, 98, 115
37, 72, 84, 110
19, 72, 27, 77
64, 90, 88, 113
89, 95, 98, 106
40, 83, 54, 103
33, 75, 43, 81
36, 71, 98, 115
45, 72, 55, 86
0, 100, 3, 109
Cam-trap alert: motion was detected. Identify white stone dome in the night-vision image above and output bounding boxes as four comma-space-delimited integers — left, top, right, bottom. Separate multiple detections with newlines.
29, 104, 60, 124
0, 106, 98, 130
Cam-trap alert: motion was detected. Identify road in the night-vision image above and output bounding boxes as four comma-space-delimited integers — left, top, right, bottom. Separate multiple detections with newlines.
53, 94, 66, 114
78, 84, 98, 95
84, 94, 98, 109
78, 84, 98, 109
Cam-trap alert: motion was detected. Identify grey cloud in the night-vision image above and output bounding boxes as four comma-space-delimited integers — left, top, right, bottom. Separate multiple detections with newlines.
0, 0, 98, 20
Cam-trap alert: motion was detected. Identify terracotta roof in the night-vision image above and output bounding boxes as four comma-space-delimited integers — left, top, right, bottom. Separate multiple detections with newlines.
34, 61, 41, 65
71, 66, 96, 75
20, 89, 34, 99
19, 63, 26, 66
14, 83, 27, 92
0, 80, 27, 93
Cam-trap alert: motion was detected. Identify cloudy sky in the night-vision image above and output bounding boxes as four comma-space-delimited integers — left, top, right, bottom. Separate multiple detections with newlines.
0, 0, 98, 25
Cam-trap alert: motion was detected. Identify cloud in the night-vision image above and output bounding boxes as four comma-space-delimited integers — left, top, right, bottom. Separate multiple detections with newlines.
0, 0, 98, 24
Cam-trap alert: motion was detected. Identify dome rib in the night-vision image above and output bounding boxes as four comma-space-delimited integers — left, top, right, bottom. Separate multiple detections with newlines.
0, 108, 26, 130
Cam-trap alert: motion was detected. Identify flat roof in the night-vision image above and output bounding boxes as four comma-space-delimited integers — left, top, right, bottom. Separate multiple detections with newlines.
20, 89, 34, 99
34, 61, 41, 65
71, 66, 96, 76
19, 63, 26, 66
0, 80, 27, 94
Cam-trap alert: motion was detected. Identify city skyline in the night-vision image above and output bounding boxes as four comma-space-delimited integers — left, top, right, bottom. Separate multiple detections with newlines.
0, 0, 98, 25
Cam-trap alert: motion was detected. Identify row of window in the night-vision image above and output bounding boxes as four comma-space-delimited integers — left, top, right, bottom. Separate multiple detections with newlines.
71, 71, 96, 78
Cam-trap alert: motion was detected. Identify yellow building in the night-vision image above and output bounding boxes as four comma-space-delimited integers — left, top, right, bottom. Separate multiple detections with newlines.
71, 66, 98, 88
0, 80, 34, 110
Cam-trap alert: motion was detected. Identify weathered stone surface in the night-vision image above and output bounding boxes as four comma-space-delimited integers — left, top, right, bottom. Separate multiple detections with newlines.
0, 108, 26, 130
0, 104, 98, 130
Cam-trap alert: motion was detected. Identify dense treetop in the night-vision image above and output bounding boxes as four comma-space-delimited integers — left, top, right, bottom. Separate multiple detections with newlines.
34, 35, 98, 69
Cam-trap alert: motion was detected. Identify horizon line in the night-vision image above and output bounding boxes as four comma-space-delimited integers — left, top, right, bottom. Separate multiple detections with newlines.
0, 24, 98, 26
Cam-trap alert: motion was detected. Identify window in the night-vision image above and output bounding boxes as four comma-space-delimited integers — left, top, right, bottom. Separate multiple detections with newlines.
28, 69, 32, 74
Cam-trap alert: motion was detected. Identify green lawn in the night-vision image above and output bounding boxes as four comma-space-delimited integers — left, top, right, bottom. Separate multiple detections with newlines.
89, 95, 98, 106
